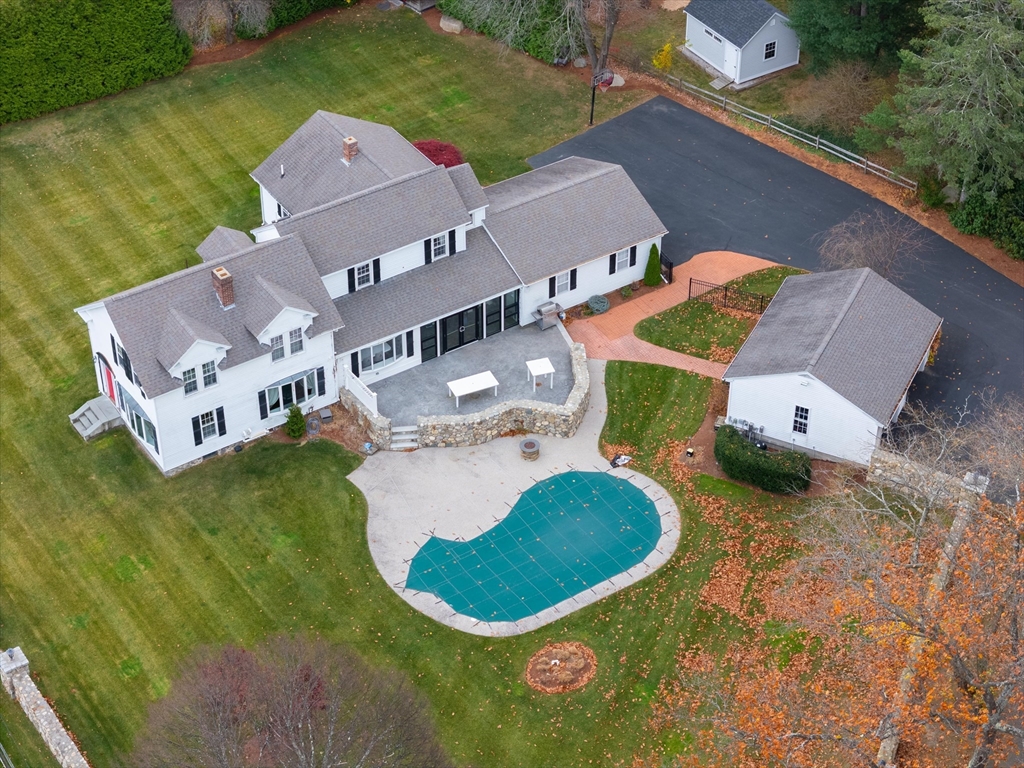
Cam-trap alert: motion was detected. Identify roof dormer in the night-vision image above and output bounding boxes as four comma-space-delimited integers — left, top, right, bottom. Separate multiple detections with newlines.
158, 308, 232, 379
244, 275, 319, 346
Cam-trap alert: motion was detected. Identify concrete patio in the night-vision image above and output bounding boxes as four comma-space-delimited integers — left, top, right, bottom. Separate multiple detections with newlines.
369, 323, 574, 425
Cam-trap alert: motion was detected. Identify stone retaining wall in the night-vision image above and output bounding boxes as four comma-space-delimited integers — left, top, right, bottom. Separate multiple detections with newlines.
1, 647, 90, 768
337, 386, 393, 450
418, 343, 590, 448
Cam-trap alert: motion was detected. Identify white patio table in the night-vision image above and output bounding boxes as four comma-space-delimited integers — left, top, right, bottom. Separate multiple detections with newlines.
447, 370, 499, 408
526, 357, 555, 389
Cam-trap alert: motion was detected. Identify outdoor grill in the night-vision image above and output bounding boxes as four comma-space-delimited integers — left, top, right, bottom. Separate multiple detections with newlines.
533, 301, 562, 330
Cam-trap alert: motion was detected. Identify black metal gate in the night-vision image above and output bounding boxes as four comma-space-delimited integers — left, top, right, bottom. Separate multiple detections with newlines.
660, 252, 673, 284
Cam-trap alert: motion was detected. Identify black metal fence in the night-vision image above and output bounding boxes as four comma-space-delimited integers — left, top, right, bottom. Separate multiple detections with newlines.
688, 277, 771, 314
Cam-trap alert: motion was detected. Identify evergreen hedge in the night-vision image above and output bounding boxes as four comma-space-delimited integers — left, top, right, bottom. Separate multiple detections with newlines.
1, 0, 192, 124
644, 243, 662, 287
714, 425, 811, 495
949, 187, 1024, 261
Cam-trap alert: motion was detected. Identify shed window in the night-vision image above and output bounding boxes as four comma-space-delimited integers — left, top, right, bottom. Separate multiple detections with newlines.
764, 41, 777, 60
793, 405, 809, 434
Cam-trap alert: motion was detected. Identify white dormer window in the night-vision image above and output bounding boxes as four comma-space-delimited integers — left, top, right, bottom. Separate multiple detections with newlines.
271, 334, 285, 361
183, 367, 198, 395
289, 327, 304, 354
432, 235, 448, 260
356, 263, 372, 288
202, 360, 218, 387
276, 202, 290, 219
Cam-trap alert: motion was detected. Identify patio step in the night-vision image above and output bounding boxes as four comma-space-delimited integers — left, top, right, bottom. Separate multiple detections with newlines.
390, 424, 419, 451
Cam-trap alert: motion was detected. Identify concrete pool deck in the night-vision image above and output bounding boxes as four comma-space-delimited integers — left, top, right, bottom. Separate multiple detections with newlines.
350, 358, 681, 636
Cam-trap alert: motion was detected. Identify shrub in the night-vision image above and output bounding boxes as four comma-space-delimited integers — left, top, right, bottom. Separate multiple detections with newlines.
917, 174, 949, 210
437, 0, 579, 64
652, 43, 673, 72
714, 425, 811, 494
1, 0, 192, 124
285, 405, 306, 439
587, 295, 610, 314
621, 285, 633, 299
263, 0, 353, 36
949, 187, 1024, 260
412, 140, 465, 168
644, 243, 662, 287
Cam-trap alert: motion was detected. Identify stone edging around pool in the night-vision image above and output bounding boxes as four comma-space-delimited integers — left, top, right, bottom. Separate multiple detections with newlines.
395, 466, 681, 637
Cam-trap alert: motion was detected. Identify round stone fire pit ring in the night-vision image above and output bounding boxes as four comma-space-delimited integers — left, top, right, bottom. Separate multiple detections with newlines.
519, 438, 540, 461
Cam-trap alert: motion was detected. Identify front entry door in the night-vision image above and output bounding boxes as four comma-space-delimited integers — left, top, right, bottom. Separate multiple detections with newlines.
98, 356, 116, 403
441, 306, 482, 354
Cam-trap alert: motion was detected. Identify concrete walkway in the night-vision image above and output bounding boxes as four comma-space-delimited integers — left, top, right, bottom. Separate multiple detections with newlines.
565, 250, 774, 378
350, 359, 681, 637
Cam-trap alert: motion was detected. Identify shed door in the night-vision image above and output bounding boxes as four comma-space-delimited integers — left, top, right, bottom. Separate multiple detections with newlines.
724, 45, 739, 80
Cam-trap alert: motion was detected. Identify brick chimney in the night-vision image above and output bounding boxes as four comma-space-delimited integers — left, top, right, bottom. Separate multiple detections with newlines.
342, 136, 358, 164
212, 266, 234, 308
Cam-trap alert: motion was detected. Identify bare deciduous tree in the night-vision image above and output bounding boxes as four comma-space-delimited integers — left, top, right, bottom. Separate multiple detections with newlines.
134, 636, 453, 768
815, 207, 929, 281
172, 0, 271, 49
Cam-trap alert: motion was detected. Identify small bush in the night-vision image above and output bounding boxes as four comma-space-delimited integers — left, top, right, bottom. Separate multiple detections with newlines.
587, 295, 610, 314
652, 43, 673, 72
644, 243, 662, 287
412, 140, 464, 168
714, 426, 811, 494
949, 187, 1024, 260
917, 174, 948, 210
621, 285, 633, 299
285, 405, 306, 439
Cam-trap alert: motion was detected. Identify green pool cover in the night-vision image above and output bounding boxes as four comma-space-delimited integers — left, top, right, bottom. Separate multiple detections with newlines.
405, 470, 661, 623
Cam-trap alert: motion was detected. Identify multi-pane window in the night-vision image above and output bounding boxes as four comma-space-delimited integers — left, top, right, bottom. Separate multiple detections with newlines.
704, 28, 722, 43
289, 327, 304, 355
271, 334, 285, 361
555, 271, 571, 295
359, 334, 404, 372
183, 367, 198, 394
356, 263, 372, 287
260, 370, 320, 419
793, 405, 809, 434
200, 410, 217, 439
202, 360, 218, 387
764, 41, 777, 60
432, 235, 447, 259
615, 248, 630, 272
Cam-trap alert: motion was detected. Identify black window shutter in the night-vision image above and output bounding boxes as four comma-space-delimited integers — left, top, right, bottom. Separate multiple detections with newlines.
424, 238, 432, 265
609, 253, 616, 275
192, 416, 202, 446
122, 351, 133, 382
570, 268, 577, 290
317, 367, 326, 397
448, 229, 456, 255
216, 406, 226, 437
629, 245, 637, 266
110, 335, 118, 362
372, 258, 381, 284
347, 267, 356, 293
405, 330, 414, 356
152, 430, 159, 455
350, 351, 359, 377
258, 391, 268, 420
548, 276, 556, 299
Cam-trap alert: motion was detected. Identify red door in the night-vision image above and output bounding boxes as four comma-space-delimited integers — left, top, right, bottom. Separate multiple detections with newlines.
102, 362, 115, 403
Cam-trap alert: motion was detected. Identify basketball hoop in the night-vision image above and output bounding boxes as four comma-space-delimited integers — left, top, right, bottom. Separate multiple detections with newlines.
591, 68, 613, 88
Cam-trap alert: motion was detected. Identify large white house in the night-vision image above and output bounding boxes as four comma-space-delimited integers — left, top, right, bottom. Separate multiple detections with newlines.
75, 111, 667, 474
723, 268, 942, 466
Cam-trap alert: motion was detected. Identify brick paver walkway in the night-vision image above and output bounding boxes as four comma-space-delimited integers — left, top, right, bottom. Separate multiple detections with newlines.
566, 251, 775, 377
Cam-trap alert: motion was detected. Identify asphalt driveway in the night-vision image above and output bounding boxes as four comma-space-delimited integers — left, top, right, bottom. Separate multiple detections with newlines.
530, 96, 1024, 413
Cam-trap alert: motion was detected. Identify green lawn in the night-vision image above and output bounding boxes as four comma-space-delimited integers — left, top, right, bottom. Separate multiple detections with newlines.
1, 694, 60, 767
726, 265, 807, 296
634, 301, 756, 362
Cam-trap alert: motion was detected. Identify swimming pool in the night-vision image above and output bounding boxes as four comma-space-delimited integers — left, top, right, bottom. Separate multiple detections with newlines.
405, 470, 662, 623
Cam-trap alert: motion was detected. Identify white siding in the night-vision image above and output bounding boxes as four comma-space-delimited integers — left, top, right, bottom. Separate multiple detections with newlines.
258, 183, 283, 225
685, 14, 726, 72
725, 372, 881, 466
519, 237, 661, 323
736, 14, 799, 84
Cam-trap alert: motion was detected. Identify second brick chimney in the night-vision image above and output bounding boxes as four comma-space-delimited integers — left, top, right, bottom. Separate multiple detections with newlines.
212, 266, 234, 308
342, 136, 358, 164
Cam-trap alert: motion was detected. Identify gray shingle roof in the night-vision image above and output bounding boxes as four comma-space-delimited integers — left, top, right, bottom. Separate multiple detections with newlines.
685, 0, 784, 47
275, 166, 471, 277
483, 157, 667, 285
251, 111, 434, 216
333, 227, 519, 353
446, 163, 488, 211
156, 308, 232, 371
195, 226, 253, 261
724, 268, 942, 424
105, 235, 343, 398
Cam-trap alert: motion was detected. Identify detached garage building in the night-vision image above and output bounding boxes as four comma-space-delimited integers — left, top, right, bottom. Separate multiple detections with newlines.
684, 0, 799, 86
723, 268, 942, 466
